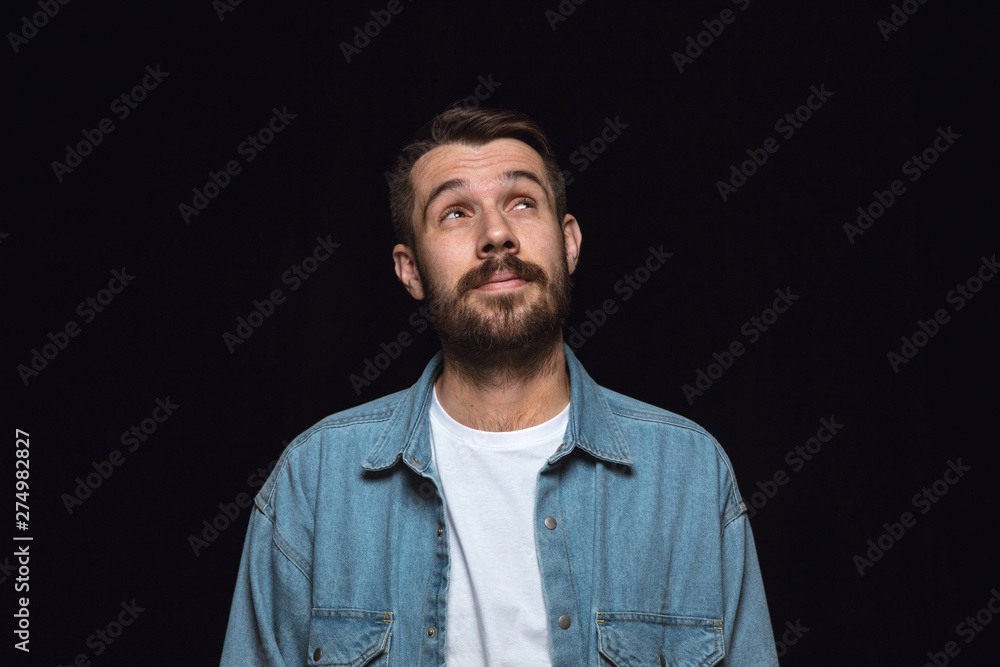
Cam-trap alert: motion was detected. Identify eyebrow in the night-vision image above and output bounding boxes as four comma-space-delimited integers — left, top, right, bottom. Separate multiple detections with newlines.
420, 169, 550, 225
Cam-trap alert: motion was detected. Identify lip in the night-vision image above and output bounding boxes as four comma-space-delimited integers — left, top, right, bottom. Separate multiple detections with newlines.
475, 271, 530, 291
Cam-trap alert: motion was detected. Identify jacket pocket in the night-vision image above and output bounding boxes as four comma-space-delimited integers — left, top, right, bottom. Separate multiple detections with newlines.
596, 612, 723, 667
307, 609, 393, 666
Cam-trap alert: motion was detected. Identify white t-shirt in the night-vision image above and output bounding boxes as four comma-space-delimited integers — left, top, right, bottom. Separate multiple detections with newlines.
429, 387, 569, 667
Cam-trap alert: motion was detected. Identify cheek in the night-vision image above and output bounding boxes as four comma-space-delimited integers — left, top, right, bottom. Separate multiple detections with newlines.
527, 232, 568, 267
418, 248, 467, 289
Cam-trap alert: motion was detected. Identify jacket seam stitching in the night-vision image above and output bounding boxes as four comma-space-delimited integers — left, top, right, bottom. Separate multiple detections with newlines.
269, 515, 313, 584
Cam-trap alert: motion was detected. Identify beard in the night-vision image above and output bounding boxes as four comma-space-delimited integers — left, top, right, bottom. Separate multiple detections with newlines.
419, 251, 573, 386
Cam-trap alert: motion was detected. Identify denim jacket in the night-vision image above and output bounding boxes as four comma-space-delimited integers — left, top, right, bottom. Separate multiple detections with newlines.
221, 346, 779, 666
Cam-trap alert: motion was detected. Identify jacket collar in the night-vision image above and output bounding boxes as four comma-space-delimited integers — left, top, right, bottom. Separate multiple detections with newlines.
361, 344, 633, 474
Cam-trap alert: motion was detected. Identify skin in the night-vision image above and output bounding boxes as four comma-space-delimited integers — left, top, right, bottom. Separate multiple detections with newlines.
393, 138, 583, 431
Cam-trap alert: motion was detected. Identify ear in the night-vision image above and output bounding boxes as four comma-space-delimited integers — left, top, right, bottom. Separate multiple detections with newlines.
393, 243, 425, 300
561, 214, 582, 275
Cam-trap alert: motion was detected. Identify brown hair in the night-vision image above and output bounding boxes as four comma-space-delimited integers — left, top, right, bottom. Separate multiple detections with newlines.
388, 107, 567, 249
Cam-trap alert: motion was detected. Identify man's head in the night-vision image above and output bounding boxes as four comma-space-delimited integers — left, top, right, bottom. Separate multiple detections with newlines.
388, 108, 581, 375
388, 107, 568, 251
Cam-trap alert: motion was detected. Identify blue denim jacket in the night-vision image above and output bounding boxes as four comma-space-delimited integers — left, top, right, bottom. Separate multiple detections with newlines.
221, 346, 778, 666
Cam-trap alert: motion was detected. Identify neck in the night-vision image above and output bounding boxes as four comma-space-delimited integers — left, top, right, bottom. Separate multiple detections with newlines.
434, 336, 570, 432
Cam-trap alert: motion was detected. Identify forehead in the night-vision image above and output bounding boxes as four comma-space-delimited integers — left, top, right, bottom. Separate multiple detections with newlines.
410, 138, 549, 202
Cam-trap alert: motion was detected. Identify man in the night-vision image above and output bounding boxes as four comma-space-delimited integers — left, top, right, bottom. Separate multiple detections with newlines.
221, 107, 779, 665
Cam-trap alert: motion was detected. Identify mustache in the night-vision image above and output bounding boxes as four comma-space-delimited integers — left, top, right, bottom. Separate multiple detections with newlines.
456, 254, 549, 295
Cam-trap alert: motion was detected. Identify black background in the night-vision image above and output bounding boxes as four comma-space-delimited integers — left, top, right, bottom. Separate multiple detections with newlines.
4, 0, 997, 664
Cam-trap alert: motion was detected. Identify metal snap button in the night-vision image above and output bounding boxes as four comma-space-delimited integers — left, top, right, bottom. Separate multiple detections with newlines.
427, 626, 437, 638
558, 615, 571, 629
313, 647, 322, 661
544, 516, 557, 530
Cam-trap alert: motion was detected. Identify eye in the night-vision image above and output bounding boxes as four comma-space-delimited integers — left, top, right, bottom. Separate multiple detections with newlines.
441, 206, 468, 221
511, 197, 536, 211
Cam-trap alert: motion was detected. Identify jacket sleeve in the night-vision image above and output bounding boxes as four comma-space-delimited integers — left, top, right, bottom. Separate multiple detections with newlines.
720, 511, 780, 666
220, 454, 316, 666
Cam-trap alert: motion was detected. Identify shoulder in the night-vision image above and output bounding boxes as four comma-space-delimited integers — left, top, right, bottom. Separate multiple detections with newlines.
255, 388, 408, 510
598, 387, 746, 521
601, 386, 724, 454
281, 390, 404, 461
601, 387, 715, 439
298, 389, 406, 438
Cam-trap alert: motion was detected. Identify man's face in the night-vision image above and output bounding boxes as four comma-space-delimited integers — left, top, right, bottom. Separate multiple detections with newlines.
393, 138, 581, 353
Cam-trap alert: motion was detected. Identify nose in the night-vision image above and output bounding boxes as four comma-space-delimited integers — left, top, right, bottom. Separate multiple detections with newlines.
477, 207, 520, 259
